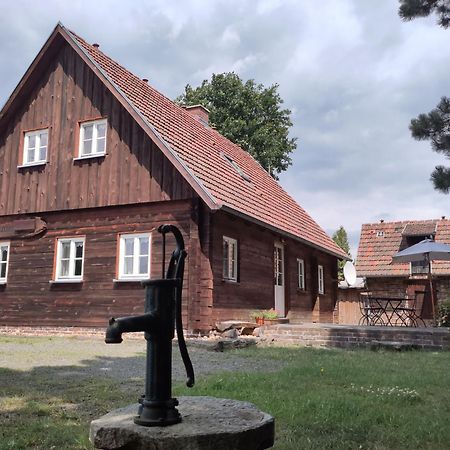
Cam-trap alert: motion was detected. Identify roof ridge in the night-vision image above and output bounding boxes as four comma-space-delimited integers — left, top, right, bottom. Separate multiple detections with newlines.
362, 218, 443, 227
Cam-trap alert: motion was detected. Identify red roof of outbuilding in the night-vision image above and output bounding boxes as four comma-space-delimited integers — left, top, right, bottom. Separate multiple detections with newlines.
356, 219, 450, 277
0, 24, 347, 259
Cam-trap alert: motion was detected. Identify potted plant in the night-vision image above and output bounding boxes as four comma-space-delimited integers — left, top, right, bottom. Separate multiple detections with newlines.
262, 308, 280, 325
250, 310, 265, 326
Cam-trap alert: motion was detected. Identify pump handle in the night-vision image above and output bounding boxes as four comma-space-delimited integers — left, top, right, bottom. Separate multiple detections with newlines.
158, 225, 195, 387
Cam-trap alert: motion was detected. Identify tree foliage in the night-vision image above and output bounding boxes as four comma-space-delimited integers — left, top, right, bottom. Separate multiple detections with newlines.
398, 2, 450, 192
399, 0, 450, 28
176, 72, 297, 177
332, 226, 351, 281
410, 97, 450, 193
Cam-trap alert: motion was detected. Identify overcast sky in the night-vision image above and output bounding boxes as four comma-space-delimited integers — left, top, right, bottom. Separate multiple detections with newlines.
1, 0, 449, 258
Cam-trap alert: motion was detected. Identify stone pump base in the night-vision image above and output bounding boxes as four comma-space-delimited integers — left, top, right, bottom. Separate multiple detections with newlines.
90, 396, 275, 450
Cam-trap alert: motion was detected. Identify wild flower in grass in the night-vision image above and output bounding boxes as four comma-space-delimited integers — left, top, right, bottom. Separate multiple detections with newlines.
349, 383, 420, 401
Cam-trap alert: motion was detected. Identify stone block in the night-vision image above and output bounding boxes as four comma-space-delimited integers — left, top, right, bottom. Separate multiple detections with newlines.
90, 396, 274, 450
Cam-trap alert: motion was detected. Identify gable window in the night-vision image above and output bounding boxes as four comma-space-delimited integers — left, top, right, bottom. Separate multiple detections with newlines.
223, 236, 238, 282
118, 233, 151, 280
297, 258, 305, 290
23, 129, 48, 166
55, 238, 85, 281
318, 265, 324, 295
78, 119, 107, 158
0, 242, 10, 283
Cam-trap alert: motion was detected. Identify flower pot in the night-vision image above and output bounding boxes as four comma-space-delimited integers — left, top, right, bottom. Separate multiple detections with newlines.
264, 319, 279, 326
255, 317, 265, 326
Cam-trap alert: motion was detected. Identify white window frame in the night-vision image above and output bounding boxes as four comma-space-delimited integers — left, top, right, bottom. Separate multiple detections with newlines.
297, 258, 305, 290
0, 242, 10, 283
78, 118, 107, 158
55, 238, 85, 281
22, 129, 48, 166
118, 233, 152, 280
223, 236, 238, 282
318, 265, 324, 295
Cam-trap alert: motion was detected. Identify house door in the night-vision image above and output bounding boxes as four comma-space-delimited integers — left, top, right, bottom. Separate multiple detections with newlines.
274, 243, 285, 317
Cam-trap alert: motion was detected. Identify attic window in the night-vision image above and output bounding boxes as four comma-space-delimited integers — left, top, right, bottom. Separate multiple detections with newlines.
23, 128, 48, 166
78, 119, 107, 158
376, 231, 385, 237
222, 153, 251, 182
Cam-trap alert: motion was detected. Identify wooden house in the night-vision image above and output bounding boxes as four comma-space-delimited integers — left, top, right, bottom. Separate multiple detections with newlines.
0, 24, 347, 332
355, 218, 450, 319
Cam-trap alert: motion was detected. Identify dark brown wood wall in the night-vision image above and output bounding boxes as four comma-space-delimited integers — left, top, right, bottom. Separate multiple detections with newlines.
0, 200, 201, 328
210, 211, 339, 324
0, 41, 193, 216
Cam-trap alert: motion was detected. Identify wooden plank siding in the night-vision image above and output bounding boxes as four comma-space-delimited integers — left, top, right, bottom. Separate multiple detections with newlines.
0, 41, 194, 216
0, 200, 202, 328
210, 211, 338, 324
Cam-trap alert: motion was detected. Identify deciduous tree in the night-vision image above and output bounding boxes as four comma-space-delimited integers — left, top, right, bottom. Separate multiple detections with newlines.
176, 72, 296, 178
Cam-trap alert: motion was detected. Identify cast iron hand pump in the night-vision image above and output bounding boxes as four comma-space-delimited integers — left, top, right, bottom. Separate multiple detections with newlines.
105, 224, 194, 426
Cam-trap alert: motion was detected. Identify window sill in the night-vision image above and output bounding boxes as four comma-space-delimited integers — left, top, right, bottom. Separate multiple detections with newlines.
49, 279, 83, 284
73, 154, 106, 162
0, 281, 7, 285
222, 278, 239, 284
113, 278, 149, 283
17, 162, 47, 169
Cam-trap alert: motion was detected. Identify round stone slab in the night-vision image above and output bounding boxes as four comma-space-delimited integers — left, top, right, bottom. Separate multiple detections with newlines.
90, 396, 275, 450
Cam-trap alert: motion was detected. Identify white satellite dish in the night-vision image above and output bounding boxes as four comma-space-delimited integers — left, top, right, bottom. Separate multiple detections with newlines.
343, 261, 357, 286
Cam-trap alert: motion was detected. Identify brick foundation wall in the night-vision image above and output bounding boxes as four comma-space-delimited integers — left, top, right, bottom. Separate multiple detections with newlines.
259, 324, 450, 350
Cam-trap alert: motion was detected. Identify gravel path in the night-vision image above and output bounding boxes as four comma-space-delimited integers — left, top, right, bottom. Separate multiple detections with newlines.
0, 335, 282, 384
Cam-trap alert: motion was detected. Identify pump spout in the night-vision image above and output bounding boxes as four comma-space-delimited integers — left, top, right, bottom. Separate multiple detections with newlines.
105, 313, 157, 344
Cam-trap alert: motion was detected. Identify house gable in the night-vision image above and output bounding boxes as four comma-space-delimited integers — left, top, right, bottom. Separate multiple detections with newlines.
0, 37, 194, 215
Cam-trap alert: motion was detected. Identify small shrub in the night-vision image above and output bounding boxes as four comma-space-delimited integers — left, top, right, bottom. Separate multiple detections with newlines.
437, 299, 450, 327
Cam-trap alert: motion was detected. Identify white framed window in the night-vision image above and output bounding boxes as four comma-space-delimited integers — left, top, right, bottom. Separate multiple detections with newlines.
223, 236, 238, 281
78, 119, 107, 158
318, 265, 324, 295
297, 258, 305, 290
0, 242, 10, 283
55, 238, 85, 281
118, 233, 151, 280
23, 129, 48, 166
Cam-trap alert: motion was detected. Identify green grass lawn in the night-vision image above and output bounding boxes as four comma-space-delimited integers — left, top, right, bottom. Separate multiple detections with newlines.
0, 338, 449, 449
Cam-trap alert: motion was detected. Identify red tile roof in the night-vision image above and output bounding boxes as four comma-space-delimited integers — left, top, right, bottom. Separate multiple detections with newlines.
61, 27, 346, 259
355, 219, 450, 277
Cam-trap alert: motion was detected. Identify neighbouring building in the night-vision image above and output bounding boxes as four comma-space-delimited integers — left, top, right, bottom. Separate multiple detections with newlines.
355, 218, 450, 319
0, 23, 347, 332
